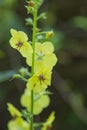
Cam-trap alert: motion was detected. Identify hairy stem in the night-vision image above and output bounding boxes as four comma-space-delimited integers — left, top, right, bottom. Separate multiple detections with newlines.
31, 0, 37, 75
30, 0, 37, 130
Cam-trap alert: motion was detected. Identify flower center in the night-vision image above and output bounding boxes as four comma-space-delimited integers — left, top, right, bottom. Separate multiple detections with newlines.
36, 51, 45, 60
16, 41, 23, 49
38, 74, 45, 82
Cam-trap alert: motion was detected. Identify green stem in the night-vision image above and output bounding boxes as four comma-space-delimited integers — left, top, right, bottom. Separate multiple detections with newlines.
30, 89, 34, 130
20, 76, 28, 82
30, 0, 37, 130
31, 0, 37, 75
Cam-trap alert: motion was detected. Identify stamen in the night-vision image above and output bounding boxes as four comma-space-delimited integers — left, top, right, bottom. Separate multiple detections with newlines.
36, 52, 45, 60
39, 74, 45, 82
16, 41, 23, 49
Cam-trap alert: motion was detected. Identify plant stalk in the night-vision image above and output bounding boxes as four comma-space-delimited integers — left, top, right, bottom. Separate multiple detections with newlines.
31, 0, 37, 75
30, 0, 37, 130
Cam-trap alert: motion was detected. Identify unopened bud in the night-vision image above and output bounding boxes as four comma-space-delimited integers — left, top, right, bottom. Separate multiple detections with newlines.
26, 18, 33, 26
19, 67, 29, 76
13, 74, 21, 79
28, 1, 35, 7
46, 31, 54, 39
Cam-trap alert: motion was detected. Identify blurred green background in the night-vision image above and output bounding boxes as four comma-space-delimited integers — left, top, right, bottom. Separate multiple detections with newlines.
0, 0, 87, 130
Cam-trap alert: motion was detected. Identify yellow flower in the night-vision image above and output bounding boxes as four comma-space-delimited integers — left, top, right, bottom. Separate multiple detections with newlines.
9, 28, 32, 58
8, 117, 29, 130
20, 88, 50, 115
26, 42, 57, 71
7, 103, 22, 117
41, 112, 55, 130
27, 67, 52, 93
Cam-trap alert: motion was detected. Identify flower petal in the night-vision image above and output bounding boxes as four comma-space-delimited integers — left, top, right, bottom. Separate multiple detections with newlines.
44, 53, 57, 69
8, 117, 29, 130
18, 31, 28, 42
10, 28, 17, 37
7, 103, 22, 117
43, 42, 54, 53
20, 42, 32, 57
9, 37, 18, 49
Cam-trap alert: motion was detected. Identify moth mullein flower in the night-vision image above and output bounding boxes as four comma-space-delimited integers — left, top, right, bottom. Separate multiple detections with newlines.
8, 117, 29, 130
9, 29, 32, 58
27, 67, 52, 93
21, 88, 50, 115
41, 111, 55, 130
26, 41, 57, 71
7, 103, 22, 118
46, 31, 54, 39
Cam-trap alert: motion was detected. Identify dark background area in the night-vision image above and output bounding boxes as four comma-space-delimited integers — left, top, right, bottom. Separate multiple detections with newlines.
0, 0, 87, 129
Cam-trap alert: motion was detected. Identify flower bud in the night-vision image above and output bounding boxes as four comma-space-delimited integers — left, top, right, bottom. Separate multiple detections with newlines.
19, 67, 29, 76
27, 1, 35, 7
25, 6, 34, 14
13, 74, 21, 79
25, 18, 33, 26
46, 31, 54, 39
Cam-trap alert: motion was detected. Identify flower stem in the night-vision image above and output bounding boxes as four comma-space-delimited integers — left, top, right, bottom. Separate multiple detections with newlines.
31, 0, 37, 75
30, 0, 37, 130
30, 89, 34, 130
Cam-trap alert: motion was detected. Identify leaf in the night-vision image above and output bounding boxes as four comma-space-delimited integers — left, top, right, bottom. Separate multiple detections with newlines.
0, 70, 16, 83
